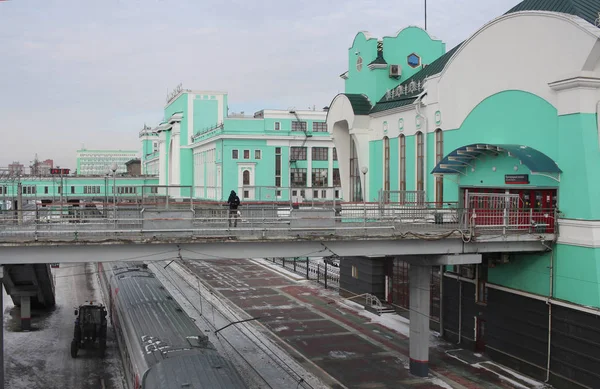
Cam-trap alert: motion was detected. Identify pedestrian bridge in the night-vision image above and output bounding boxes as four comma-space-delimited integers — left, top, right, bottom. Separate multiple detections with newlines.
0, 201, 557, 264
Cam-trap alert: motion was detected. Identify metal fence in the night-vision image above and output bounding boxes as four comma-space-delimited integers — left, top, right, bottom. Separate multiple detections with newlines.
267, 257, 340, 290
0, 201, 557, 243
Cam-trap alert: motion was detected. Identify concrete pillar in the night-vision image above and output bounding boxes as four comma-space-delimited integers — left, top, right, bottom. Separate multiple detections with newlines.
20, 296, 31, 331
409, 264, 431, 377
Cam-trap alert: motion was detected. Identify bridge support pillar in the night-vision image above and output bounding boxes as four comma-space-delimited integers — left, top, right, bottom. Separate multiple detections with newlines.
20, 296, 31, 331
409, 264, 430, 377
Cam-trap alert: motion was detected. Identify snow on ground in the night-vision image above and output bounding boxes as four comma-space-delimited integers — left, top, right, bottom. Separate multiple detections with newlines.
147, 260, 331, 389
474, 362, 551, 389
3, 263, 125, 389
249, 258, 307, 281
338, 297, 448, 346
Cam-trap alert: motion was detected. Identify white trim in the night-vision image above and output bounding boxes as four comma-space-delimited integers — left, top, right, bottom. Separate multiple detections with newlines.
370, 104, 416, 118
486, 283, 600, 317
444, 272, 600, 316
367, 63, 387, 70
548, 74, 600, 91
556, 218, 600, 247
188, 135, 332, 149
384, 25, 442, 42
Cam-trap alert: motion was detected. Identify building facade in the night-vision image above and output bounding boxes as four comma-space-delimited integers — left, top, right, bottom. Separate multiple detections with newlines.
327, 1, 600, 388
76, 149, 138, 176
140, 90, 339, 201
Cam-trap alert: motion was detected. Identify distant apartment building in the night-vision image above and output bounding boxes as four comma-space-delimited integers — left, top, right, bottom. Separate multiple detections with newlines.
8, 162, 24, 176
31, 159, 54, 176
76, 149, 138, 176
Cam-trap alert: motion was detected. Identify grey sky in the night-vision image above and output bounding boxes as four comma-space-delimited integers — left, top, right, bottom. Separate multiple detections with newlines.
0, 0, 522, 169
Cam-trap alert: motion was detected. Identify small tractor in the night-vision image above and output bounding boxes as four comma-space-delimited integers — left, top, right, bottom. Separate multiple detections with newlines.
70, 301, 108, 358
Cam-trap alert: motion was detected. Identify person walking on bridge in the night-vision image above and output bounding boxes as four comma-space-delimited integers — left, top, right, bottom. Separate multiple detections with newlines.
227, 190, 241, 227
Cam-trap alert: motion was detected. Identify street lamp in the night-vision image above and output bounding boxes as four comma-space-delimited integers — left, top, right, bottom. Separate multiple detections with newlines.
360, 166, 368, 203
111, 163, 118, 224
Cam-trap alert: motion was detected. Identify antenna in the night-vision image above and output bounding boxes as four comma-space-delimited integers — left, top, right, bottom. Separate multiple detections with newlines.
424, 0, 427, 31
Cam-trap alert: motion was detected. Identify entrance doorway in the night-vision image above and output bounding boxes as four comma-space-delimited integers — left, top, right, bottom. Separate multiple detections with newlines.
476, 317, 486, 352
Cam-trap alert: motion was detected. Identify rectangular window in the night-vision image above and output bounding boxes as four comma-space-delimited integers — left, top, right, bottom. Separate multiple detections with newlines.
313, 190, 319, 199
335, 189, 340, 198
312, 122, 327, 132
243, 190, 249, 199
44, 186, 49, 194
352, 265, 358, 279
276, 190, 281, 197
333, 147, 338, 161
275, 147, 281, 187
311, 147, 328, 161
243, 150, 250, 159
274, 122, 280, 131
232, 150, 239, 159
71, 186, 75, 194
333, 168, 341, 186
290, 147, 307, 160
291, 121, 307, 132
255, 150, 261, 159
311, 168, 328, 187
290, 168, 307, 187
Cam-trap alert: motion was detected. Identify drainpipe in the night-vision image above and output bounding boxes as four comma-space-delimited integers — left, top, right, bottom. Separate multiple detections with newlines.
457, 272, 462, 344
414, 92, 428, 198
596, 101, 600, 150
544, 242, 555, 383
439, 265, 444, 337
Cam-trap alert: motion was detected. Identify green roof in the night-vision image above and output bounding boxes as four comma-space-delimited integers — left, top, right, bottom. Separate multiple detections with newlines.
370, 0, 600, 114
343, 93, 372, 115
370, 44, 462, 114
368, 51, 388, 66
505, 0, 600, 25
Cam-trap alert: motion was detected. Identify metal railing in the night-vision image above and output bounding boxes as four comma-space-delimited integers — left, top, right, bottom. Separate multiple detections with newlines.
0, 201, 557, 243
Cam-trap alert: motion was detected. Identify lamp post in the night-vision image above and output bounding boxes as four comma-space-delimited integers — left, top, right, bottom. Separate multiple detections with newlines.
360, 166, 368, 203
361, 166, 368, 227
111, 163, 118, 225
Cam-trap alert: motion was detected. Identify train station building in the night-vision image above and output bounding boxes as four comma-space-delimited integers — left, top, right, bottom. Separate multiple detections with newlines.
327, 1, 600, 388
140, 89, 339, 203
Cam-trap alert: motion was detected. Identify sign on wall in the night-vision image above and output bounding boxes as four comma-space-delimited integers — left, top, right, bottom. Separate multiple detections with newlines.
505, 174, 529, 184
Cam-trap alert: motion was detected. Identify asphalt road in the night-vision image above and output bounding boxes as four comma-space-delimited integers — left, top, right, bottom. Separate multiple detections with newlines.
3, 263, 125, 389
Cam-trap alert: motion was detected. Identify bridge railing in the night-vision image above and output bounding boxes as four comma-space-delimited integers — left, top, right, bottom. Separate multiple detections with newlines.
0, 202, 557, 243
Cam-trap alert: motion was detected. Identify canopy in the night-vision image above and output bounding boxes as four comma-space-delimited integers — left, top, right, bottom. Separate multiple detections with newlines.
431, 144, 561, 175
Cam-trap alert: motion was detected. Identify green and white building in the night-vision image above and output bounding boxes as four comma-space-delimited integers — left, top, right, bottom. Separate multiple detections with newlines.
140, 90, 339, 202
76, 149, 139, 176
327, 0, 600, 387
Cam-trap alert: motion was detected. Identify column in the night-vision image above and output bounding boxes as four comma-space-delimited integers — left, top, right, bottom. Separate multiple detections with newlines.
20, 296, 31, 331
409, 264, 431, 377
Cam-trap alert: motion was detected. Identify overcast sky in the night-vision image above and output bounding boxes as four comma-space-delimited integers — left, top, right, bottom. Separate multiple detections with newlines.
0, 0, 523, 169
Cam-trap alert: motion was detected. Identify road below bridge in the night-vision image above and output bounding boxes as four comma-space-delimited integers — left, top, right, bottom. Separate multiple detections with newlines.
2, 263, 125, 389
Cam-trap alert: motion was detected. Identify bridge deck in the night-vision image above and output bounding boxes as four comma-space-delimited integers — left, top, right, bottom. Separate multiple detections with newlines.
0, 203, 556, 247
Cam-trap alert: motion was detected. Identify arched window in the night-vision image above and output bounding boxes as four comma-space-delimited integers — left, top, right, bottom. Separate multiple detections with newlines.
435, 129, 443, 206
243, 170, 250, 186
399, 135, 406, 191
383, 137, 390, 192
416, 132, 424, 191
350, 137, 362, 201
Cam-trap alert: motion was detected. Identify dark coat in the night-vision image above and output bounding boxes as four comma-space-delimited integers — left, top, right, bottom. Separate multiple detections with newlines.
227, 191, 240, 210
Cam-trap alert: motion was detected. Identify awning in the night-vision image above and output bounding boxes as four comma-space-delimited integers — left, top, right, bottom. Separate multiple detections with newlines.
431, 144, 561, 175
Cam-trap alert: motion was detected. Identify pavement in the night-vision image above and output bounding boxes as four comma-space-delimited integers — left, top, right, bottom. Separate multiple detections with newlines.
182, 257, 552, 389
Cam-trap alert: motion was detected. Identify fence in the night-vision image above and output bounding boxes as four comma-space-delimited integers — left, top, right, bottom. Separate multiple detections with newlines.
267, 257, 340, 290
0, 200, 558, 243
